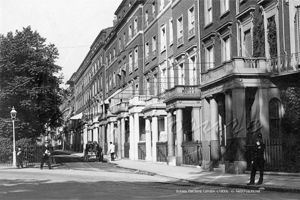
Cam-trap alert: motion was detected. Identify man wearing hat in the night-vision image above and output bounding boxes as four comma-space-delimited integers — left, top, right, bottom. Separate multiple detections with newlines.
247, 132, 265, 185
16, 146, 24, 168
40, 139, 52, 170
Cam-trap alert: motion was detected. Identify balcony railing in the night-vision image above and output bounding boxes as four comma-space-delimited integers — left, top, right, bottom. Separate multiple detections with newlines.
164, 85, 200, 101
144, 96, 164, 107
267, 52, 300, 76
201, 57, 269, 85
110, 102, 129, 114
129, 95, 148, 107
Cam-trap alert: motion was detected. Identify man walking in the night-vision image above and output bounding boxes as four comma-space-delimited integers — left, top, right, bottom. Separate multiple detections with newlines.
40, 140, 52, 170
247, 133, 265, 185
107, 142, 115, 161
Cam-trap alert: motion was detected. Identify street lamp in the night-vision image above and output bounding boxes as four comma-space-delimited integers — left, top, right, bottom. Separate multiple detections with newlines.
10, 107, 17, 168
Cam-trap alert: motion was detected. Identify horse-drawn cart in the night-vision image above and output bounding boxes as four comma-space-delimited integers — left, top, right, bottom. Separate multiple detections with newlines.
84, 141, 103, 162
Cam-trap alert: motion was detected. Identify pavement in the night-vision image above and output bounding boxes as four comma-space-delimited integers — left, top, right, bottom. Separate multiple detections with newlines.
108, 158, 300, 193
2, 150, 300, 193
68, 151, 300, 193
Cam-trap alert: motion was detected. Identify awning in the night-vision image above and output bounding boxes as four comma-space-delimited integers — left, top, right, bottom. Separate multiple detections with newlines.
70, 112, 83, 120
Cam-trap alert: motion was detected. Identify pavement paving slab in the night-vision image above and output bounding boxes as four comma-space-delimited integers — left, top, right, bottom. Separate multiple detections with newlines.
109, 159, 300, 193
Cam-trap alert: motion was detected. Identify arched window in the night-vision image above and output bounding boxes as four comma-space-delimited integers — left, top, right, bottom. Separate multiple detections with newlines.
269, 98, 281, 139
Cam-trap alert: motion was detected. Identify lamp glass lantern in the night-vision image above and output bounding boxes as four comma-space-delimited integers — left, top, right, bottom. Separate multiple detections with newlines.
10, 107, 17, 120
10, 107, 17, 167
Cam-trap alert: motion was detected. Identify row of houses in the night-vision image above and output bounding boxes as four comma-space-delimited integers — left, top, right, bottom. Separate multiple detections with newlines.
60, 0, 300, 173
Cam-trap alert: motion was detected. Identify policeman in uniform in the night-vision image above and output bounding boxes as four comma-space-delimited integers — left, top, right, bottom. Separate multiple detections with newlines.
247, 133, 265, 185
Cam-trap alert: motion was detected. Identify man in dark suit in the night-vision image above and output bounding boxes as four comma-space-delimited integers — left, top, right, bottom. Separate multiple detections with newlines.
96, 143, 103, 162
247, 133, 265, 185
40, 140, 52, 170
16, 146, 24, 168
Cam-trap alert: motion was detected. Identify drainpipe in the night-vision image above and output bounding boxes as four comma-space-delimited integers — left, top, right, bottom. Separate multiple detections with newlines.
197, 0, 202, 85
142, 3, 145, 95
282, 0, 286, 55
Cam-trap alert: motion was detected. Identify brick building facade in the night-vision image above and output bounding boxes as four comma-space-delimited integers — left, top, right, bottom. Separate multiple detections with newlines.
63, 0, 300, 173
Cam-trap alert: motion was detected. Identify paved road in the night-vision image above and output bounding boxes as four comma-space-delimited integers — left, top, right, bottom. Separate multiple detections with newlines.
1, 153, 299, 200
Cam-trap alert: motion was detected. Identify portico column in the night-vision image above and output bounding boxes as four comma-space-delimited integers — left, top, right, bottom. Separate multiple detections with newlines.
225, 91, 233, 141
101, 125, 105, 148
167, 112, 176, 165
111, 122, 115, 144
117, 119, 121, 159
87, 127, 91, 142
225, 91, 233, 162
83, 124, 88, 153
129, 114, 134, 160
210, 97, 220, 163
121, 118, 125, 158
193, 107, 201, 141
145, 117, 152, 161
258, 88, 269, 139
93, 124, 99, 142
152, 116, 158, 163
176, 109, 183, 165
134, 113, 140, 160
99, 125, 102, 146
97, 126, 100, 144
107, 122, 111, 144
232, 88, 247, 173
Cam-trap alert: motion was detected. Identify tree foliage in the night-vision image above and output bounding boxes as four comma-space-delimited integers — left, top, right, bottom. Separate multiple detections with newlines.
0, 26, 65, 138
252, 5, 265, 57
281, 87, 300, 140
267, 16, 277, 58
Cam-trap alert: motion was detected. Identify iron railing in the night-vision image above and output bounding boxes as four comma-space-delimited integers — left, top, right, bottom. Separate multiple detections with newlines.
245, 139, 300, 172
124, 142, 130, 158
182, 141, 202, 166
268, 52, 300, 75
0, 146, 55, 167
156, 142, 168, 163
138, 142, 146, 160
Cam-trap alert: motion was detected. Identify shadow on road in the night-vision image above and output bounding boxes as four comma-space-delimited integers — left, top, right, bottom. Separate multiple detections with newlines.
0, 178, 222, 200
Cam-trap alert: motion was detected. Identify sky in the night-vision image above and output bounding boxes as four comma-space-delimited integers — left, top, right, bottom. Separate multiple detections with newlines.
0, 0, 122, 87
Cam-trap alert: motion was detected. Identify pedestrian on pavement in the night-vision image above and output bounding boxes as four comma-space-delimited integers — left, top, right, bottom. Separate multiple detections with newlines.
96, 143, 103, 162
16, 146, 24, 168
84, 141, 92, 162
40, 140, 52, 170
107, 142, 115, 161
247, 133, 265, 185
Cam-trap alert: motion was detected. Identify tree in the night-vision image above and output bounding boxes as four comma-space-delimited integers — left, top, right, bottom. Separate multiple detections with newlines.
0, 26, 65, 138
252, 5, 265, 57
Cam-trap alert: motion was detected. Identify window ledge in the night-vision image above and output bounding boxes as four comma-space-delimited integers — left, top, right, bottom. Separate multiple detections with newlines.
177, 43, 183, 48
161, 48, 166, 54
188, 34, 195, 41
204, 22, 213, 29
220, 10, 230, 19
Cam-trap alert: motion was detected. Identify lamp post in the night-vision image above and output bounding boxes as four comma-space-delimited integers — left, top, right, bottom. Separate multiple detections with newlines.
10, 107, 17, 168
